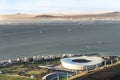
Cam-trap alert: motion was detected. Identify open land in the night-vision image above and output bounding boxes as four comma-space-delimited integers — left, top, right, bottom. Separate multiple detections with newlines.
0, 74, 36, 80
0, 57, 60, 80
0, 11, 120, 20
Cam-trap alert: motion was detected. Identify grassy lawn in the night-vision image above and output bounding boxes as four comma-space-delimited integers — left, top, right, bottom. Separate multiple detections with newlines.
25, 70, 41, 75
0, 65, 26, 75
24, 69, 48, 79
0, 65, 24, 71
0, 58, 61, 79
0, 74, 36, 80
38, 59, 60, 66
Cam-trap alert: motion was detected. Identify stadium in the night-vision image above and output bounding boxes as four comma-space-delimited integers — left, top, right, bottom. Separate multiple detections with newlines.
61, 56, 103, 70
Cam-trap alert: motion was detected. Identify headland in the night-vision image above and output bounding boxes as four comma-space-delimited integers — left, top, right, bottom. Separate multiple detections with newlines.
0, 11, 120, 21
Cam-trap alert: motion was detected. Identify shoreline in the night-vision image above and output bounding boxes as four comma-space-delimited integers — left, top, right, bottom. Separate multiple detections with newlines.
0, 53, 100, 67
0, 19, 120, 25
0, 17, 120, 21
0, 11, 120, 21
0, 53, 119, 80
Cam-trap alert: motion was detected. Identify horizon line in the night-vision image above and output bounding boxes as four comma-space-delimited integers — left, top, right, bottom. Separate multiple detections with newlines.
0, 11, 119, 15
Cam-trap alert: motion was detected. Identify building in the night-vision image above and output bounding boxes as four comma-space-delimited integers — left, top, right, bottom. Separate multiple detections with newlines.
61, 56, 103, 70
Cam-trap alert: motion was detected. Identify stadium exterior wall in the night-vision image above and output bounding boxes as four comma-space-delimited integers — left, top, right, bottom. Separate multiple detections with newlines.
61, 56, 103, 70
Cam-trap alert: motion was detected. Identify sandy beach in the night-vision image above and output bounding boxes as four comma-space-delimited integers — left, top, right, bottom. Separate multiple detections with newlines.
0, 12, 120, 21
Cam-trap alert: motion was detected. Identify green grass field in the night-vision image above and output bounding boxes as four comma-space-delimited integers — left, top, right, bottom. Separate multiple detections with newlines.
0, 74, 36, 80
0, 58, 61, 79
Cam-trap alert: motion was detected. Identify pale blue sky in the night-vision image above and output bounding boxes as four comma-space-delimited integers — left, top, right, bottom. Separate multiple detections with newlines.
0, 0, 120, 13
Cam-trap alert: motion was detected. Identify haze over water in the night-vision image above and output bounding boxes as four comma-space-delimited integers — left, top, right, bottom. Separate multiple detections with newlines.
0, 20, 120, 60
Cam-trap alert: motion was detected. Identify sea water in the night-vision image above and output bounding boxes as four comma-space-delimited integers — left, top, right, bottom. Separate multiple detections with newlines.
0, 20, 120, 60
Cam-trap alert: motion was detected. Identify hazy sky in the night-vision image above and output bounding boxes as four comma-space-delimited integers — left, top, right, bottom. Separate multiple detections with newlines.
0, 0, 120, 13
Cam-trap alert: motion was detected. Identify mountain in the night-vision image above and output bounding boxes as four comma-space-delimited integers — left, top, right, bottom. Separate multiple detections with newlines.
35, 15, 57, 18
100, 11, 120, 17
0, 11, 120, 20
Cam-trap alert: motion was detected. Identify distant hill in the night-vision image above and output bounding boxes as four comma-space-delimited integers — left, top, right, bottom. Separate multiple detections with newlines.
34, 11, 120, 18
99, 11, 120, 17
35, 15, 57, 18
0, 11, 120, 20
73, 11, 120, 17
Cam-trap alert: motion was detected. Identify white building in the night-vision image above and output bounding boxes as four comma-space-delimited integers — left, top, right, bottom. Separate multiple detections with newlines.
61, 56, 103, 70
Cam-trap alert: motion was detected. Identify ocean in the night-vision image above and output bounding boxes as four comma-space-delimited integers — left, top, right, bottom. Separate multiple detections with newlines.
0, 20, 120, 60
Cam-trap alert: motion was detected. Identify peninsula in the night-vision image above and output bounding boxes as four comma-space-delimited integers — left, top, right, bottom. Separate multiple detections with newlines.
0, 11, 120, 20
